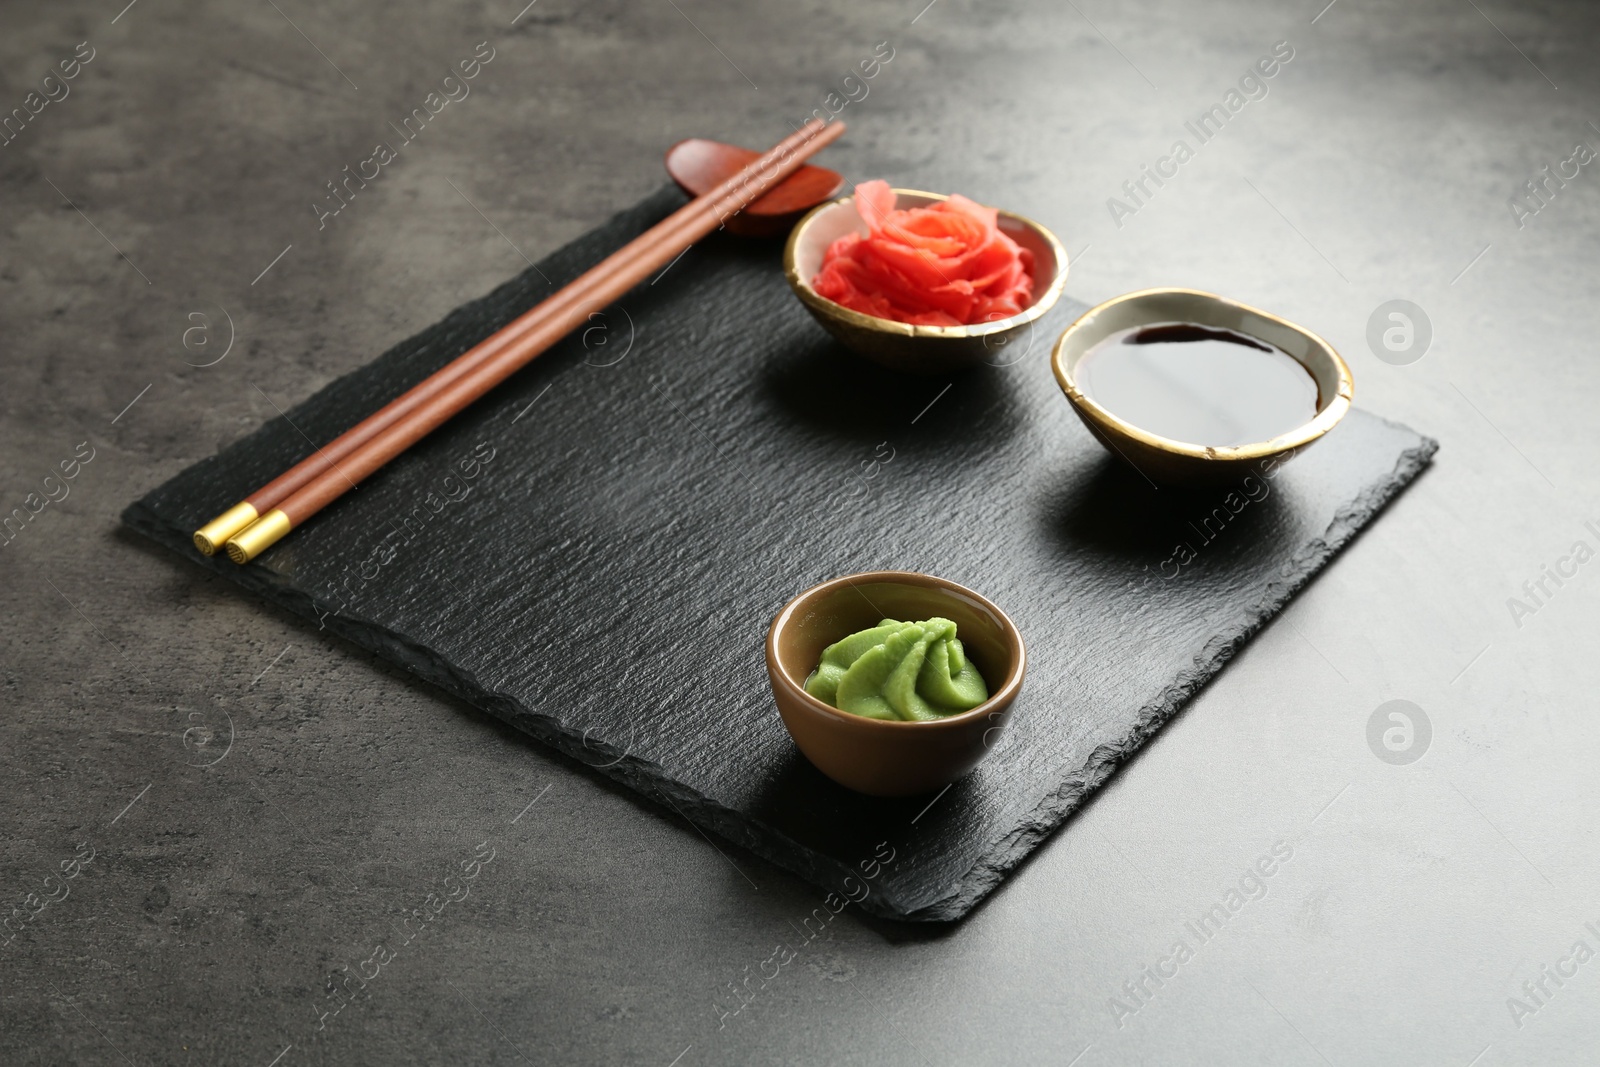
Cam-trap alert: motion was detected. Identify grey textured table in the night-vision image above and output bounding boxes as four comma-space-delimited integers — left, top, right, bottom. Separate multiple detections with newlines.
1, 1, 1595, 1064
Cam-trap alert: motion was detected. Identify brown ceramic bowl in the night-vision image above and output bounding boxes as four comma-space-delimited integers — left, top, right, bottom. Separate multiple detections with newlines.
765, 571, 1026, 797
783, 189, 1069, 375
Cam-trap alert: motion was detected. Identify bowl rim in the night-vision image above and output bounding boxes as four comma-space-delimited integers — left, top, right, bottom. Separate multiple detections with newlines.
782, 187, 1070, 340
1049, 286, 1355, 462
765, 570, 1027, 730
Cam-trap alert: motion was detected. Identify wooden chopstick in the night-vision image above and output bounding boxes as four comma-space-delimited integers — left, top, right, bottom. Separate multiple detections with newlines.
215, 118, 847, 563
194, 118, 842, 556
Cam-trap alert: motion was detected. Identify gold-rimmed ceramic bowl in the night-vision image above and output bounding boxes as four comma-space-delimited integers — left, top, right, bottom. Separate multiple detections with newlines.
765, 571, 1027, 797
783, 188, 1069, 375
1051, 288, 1354, 486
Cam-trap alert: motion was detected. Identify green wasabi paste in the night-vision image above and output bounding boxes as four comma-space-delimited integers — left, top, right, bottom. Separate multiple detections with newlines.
804, 617, 989, 721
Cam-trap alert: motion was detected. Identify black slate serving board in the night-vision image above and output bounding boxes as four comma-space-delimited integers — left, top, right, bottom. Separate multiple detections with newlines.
124, 186, 1436, 921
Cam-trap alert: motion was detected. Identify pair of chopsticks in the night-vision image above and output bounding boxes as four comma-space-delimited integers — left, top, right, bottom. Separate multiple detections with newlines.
197, 118, 848, 563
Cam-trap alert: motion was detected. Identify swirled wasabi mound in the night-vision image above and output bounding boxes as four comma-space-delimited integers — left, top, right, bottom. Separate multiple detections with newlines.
804, 618, 989, 721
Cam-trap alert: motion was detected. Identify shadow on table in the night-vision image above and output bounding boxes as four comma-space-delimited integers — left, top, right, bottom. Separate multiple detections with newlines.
757, 335, 1029, 452
1038, 453, 1294, 574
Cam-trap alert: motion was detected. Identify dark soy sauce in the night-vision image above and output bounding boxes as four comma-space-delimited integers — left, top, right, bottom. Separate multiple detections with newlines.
1077, 323, 1320, 447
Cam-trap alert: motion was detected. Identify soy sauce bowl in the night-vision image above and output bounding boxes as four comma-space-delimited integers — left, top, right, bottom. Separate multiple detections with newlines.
1051, 288, 1354, 486
783, 189, 1069, 375
765, 571, 1027, 798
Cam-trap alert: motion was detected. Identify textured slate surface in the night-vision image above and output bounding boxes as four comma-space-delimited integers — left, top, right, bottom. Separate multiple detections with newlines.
122, 185, 1436, 922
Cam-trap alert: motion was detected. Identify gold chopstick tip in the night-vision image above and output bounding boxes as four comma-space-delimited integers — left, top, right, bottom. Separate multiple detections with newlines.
223, 509, 292, 564
193, 501, 259, 556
